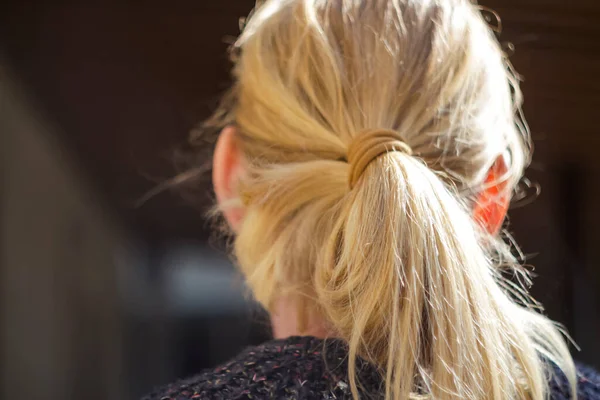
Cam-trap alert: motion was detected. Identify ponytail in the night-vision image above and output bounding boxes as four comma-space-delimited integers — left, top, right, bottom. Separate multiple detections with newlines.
315, 152, 564, 399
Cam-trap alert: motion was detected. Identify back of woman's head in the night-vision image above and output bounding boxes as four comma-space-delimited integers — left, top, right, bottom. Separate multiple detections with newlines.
206, 0, 576, 398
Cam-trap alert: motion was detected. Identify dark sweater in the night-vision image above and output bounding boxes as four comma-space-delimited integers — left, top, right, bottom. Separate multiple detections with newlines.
143, 336, 600, 400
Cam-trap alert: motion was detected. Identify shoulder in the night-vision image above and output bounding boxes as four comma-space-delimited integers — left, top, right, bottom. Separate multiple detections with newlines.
549, 363, 600, 400
141, 336, 354, 400
142, 337, 600, 400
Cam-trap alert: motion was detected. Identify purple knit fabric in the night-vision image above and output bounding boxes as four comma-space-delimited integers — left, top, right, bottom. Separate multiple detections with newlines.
143, 336, 600, 399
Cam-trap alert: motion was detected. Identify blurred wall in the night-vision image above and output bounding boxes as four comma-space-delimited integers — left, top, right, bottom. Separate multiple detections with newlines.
0, 70, 127, 400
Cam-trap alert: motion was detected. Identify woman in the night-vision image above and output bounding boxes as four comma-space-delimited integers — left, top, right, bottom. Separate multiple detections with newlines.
145, 0, 600, 398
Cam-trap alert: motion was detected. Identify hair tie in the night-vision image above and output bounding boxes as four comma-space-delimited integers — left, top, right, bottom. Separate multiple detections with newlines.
347, 129, 413, 189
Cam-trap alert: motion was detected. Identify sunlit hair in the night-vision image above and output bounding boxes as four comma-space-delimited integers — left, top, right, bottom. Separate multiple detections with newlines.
202, 0, 577, 398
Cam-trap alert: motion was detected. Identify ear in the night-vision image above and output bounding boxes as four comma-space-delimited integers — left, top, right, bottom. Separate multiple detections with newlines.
473, 157, 510, 235
213, 125, 245, 231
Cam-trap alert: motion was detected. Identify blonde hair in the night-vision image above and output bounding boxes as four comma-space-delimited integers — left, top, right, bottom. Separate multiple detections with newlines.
204, 0, 577, 398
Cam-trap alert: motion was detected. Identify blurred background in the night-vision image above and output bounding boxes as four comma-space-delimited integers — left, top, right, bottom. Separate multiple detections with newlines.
0, 0, 599, 399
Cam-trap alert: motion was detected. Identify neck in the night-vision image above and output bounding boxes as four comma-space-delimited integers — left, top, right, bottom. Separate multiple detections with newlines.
270, 297, 332, 339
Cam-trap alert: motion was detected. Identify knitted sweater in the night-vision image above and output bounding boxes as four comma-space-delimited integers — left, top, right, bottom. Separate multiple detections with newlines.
143, 336, 600, 400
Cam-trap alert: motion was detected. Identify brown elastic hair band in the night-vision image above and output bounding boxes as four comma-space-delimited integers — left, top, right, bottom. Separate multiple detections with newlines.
347, 129, 413, 189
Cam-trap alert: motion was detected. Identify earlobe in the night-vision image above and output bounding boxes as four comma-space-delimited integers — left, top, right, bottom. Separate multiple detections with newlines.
473, 157, 510, 235
213, 125, 245, 230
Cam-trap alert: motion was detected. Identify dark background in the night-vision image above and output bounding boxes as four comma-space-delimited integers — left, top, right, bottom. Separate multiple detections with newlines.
0, 1, 599, 399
